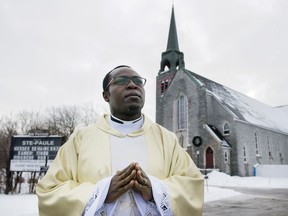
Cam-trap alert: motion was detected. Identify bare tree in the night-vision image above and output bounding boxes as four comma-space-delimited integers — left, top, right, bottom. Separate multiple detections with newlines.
45, 105, 81, 138
0, 103, 104, 194
0, 115, 18, 194
17, 110, 45, 135
0, 115, 18, 169
78, 103, 102, 128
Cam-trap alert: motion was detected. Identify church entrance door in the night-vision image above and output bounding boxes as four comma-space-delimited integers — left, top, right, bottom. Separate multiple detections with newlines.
206, 147, 214, 168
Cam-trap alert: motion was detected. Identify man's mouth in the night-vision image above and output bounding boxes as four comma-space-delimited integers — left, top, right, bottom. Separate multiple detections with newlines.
125, 93, 141, 99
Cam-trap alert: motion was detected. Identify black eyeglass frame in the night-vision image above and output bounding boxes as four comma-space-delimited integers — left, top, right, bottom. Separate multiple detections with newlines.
105, 76, 147, 90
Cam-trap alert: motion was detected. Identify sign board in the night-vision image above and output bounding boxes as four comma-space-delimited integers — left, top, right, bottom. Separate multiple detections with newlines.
10, 135, 63, 172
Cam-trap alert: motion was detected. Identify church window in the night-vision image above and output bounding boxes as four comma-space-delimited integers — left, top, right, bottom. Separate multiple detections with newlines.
160, 79, 170, 94
255, 132, 259, 155
161, 81, 165, 94
223, 123, 230, 135
243, 146, 247, 163
224, 151, 228, 162
177, 95, 187, 130
165, 79, 169, 90
267, 135, 272, 158
276, 137, 283, 159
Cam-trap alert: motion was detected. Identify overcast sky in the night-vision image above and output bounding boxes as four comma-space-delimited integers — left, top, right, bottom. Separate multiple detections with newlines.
1, 0, 287, 120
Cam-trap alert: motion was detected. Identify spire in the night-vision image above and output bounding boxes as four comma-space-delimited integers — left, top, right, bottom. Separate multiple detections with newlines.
159, 6, 185, 73
166, 6, 179, 51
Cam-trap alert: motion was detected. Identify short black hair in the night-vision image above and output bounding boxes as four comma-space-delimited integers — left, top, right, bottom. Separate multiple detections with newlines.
102, 65, 131, 91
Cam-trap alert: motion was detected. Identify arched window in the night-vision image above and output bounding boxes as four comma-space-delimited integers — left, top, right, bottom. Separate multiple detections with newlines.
277, 138, 283, 158
160, 79, 170, 95
165, 79, 169, 90
243, 146, 247, 163
161, 81, 165, 94
224, 151, 228, 162
177, 95, 187, 130
255, 132, 259, 155
223, 122, 230, 135
267, 135, 272, 158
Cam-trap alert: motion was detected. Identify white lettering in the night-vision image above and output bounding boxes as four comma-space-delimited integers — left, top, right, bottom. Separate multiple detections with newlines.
22, 140, 54, 146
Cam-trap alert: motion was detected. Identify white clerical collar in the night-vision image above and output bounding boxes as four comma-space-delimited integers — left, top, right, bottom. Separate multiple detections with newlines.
109, 114, 143, 134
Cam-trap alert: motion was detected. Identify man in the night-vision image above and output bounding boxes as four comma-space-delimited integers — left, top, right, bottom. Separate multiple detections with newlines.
36, 65, 204, 216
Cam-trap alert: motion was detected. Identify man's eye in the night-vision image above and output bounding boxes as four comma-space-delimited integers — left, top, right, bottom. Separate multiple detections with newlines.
135, 78, 146, 85
115, 78, 128, 84
134, 79, 143, 84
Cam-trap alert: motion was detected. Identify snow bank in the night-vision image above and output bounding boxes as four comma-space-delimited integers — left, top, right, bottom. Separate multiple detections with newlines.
0, 194, 38, 216
207, 170, 288, 188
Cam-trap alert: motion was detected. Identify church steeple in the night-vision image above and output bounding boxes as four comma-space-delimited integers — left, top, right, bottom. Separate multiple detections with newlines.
166, 6, 179, 51
159, 6, 185, 73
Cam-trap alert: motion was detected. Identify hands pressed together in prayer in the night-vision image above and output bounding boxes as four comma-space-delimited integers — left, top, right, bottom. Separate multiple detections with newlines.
105, 162, 153, 203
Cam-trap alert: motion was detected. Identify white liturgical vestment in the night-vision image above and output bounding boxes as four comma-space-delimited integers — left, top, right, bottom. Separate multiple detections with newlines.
36, 114, 204, 216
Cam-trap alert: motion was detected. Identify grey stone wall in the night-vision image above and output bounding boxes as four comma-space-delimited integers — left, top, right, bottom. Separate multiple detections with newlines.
156, 69, 288, 176
234, 121, 288, 176
206, 95, 236, 174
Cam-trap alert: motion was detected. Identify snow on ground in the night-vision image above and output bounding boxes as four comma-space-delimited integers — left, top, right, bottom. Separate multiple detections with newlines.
0, 194, 38, 216
207, 170, 288, 188
1, 171, 288, 216
204, 170, 288, 203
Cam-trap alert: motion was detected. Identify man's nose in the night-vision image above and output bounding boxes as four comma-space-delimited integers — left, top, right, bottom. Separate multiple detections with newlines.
126, 79, 137, 88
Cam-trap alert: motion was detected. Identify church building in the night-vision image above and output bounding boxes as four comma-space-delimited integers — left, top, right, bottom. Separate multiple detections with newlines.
156, 7, 288, 176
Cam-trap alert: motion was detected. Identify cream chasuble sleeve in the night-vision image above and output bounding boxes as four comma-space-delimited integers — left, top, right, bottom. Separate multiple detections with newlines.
36, 125, 113, 216
36, 132, 96, 216
144, 127, 204, 216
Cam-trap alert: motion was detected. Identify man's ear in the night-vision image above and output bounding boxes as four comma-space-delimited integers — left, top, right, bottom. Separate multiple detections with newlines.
102, 91, 110, 102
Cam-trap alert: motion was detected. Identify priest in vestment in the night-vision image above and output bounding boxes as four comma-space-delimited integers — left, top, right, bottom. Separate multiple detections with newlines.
36, 66, 204, 216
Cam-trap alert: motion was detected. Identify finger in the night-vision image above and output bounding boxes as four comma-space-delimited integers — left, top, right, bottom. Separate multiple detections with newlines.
117, 163, 135, 175
135, 165, 148, 179
143, 178, 148, 185
119, 178, 135, 192
110, 165, 136, 189
134, 180, 151, 192
133, 180, 153, 201
134, 180, 145, 191
105, 178, 135, 203
116, 163, 136, 181
135, 170, 149, 186
112, 172, 135, 192
106, 168, 136, 203
120, 169, 136, 187
139, 173, 147, 185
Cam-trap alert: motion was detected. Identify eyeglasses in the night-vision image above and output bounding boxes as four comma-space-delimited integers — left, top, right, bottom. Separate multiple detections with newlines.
105, 76, 147, 90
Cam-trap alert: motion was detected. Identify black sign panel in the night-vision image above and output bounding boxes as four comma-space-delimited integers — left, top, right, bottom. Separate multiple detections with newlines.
10, 135, 63, 171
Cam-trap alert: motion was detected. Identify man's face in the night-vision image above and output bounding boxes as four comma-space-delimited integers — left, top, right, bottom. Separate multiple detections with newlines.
103, 67, 145, 120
